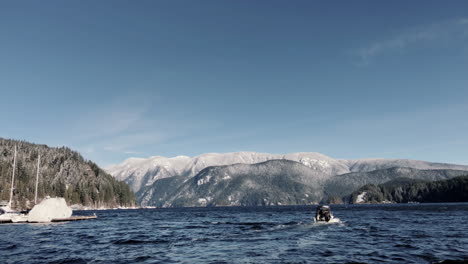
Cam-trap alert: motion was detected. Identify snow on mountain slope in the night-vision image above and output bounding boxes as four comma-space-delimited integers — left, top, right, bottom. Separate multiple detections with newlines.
107, 152, 350, 192
108, 151, 468, 194
107, 155, 192, 192
342, 159, 468, 172
159, 160, 330, 207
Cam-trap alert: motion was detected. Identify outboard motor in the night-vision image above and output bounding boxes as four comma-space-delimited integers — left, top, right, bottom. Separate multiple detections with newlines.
315, 205, 332, 222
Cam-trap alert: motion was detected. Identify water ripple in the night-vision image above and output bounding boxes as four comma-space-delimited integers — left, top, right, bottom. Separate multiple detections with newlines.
1, 204, 468, 263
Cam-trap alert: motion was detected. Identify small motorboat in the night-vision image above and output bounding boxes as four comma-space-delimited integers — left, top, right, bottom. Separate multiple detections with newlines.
314, 205, 339, 223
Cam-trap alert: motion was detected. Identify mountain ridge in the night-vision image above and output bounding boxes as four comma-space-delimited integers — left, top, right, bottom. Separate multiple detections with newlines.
108, 151, 351, 192
107, 151, 468, 207
138, 162, 468, 207
108, 151, 468, 195
146, 159, 328, 207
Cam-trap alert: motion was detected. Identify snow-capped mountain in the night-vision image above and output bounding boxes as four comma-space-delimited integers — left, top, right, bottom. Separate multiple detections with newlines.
137, 162, 468, 207
154, 160, 330, 207
107, 151, 468, 206
107, 155, 192, 192
107, 152, 350, 192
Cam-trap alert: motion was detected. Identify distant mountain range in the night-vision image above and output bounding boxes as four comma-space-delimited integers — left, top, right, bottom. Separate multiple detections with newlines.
107, 152, 349, 193
107, 152, 468, 207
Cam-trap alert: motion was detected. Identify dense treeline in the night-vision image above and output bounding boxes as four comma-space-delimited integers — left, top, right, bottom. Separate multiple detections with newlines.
0, 138, 136, 209
324, 167, 468, 204
350, 176, 468, 203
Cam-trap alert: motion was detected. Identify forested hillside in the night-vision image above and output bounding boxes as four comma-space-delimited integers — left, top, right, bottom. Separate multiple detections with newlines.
138, 160, 332, 207
324, 167, 468, 202
0, 138, 136, 209
350, 176, 468, 204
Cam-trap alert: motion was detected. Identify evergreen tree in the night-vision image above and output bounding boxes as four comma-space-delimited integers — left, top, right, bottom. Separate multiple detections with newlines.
0, 138, 136, 210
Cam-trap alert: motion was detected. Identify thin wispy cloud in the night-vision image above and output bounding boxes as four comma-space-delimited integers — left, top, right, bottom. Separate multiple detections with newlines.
69, 93, 167, 157
357, 18, 468, 65
101, 132, 167, 153
71, 96, 153, 141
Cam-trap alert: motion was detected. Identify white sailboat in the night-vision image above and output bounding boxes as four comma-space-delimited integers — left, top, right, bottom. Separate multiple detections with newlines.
12, 152, 41, 223
1, 146, 94, 224
0, 145, 27, 223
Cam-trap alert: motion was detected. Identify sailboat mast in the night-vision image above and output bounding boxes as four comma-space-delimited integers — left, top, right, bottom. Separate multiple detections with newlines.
9, 145, 17, 208
35, 154, 41, 204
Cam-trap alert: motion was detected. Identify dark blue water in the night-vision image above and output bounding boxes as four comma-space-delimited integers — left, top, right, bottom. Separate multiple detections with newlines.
1, 203, 468, 264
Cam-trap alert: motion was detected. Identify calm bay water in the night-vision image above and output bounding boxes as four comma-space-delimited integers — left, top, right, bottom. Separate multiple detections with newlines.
1, 203, 468, 264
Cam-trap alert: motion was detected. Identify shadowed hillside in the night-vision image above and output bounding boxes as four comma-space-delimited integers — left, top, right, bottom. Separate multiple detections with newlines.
350, 175, 468, 204
0, 138, 136, 209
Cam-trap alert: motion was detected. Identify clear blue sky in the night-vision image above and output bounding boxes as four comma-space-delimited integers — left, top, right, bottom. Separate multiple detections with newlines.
1, 1, 467, 166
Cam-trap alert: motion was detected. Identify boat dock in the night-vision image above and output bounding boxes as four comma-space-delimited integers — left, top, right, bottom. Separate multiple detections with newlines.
0, 214, 97, 224
51, 215, 97, 222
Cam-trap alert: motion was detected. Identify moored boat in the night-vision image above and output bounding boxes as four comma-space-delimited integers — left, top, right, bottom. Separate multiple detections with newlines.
1, 146, 96, 224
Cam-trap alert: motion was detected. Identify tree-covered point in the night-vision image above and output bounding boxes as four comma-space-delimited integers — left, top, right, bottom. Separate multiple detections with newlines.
350, 176, 468, 204
0, 138, 136, 209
